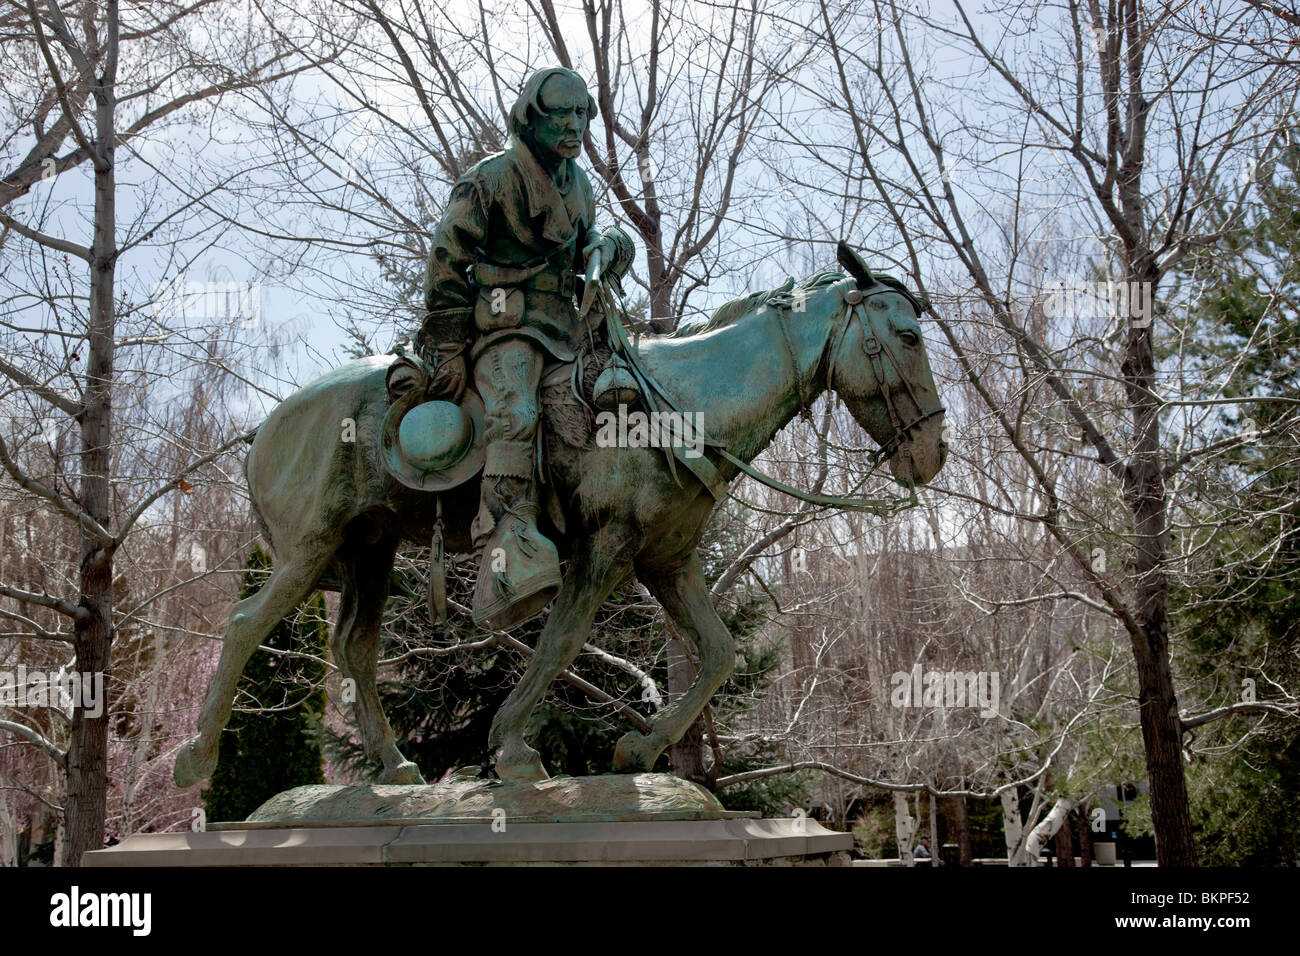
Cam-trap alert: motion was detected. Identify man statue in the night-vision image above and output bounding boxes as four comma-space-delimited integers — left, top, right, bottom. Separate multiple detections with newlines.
418, 67, 635, 630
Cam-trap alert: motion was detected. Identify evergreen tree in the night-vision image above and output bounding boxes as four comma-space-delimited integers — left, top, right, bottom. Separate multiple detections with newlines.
202, 544, 328, 822
1166, 138, 1300, 865
324, 557, 634, 780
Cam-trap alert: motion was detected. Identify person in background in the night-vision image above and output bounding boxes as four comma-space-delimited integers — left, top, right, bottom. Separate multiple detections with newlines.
914, 834, 936, 866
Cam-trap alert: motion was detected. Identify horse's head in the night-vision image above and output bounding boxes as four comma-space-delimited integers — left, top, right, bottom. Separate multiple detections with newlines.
823, 242, 947, 486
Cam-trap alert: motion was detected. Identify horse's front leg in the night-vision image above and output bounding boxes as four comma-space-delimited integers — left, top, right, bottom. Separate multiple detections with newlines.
174, 540, 337, 787
488, 526, 634, 783
615, 551, 735, 773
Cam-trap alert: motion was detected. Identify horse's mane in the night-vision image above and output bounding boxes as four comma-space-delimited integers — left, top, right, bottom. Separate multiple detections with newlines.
670, 271, 844, 338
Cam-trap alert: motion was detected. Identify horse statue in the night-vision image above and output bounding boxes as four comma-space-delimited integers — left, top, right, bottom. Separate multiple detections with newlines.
173, 243, 947, 789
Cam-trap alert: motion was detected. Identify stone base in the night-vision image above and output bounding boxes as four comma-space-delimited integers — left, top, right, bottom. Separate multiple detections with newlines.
83, 775, 854, 866
82, 818, 853, 866
224, 773, 748, 828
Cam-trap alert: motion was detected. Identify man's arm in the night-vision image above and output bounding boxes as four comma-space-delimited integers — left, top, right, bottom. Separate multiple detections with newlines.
582, 223, 636, 295
420, 177, 489, 395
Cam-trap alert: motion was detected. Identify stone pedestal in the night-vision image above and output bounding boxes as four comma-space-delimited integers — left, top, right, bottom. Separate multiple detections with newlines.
83, 818, 852, 866
83, 773, 852, 866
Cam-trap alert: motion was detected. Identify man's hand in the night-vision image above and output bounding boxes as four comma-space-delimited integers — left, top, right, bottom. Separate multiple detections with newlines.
582, 235, 616, 268
580, 244, 604, 317
430, 353, 468, 403
580, 232, 622, 317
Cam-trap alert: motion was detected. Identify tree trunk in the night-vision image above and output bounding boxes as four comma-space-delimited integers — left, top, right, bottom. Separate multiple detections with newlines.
1024, 796, 1075, 865
949, 795, 973, 866
0, 788, 15, 867
1054, 814, 1075, 867
648, 258, 673, 333
1110, 0, 1197, 864
1001, 787, 1026, 866
52, 814, 65, 868
64, 21, 118, 866
893, 791, 914, 865
1130, 620, 1195, 865
928, 791, 938, 862
666, 627, 707, 784
1122, 273, 1197, 867
1077, 804, 1094, 867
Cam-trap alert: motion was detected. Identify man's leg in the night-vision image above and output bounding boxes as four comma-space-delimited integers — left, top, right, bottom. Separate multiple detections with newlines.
471, 337, 562, 629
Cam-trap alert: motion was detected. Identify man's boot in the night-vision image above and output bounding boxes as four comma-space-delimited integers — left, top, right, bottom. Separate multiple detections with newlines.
472, 439, 562, 630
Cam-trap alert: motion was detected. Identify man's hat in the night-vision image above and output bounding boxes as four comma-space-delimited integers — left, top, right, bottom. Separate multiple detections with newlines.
380, 388, 486, 492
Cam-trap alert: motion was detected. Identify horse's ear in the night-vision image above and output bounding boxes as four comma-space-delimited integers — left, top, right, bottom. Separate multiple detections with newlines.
837, 241, 874, 289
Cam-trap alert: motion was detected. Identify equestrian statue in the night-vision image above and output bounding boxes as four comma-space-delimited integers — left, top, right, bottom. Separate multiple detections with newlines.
174, 67, 947, 791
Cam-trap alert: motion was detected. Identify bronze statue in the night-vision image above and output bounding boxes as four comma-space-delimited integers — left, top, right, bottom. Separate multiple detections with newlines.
418, 67, 635, 630
175, 270, 945, 790
172, 67, 947, 792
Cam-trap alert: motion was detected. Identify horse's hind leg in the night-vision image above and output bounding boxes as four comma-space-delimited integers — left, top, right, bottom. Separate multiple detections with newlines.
614, 551, 735, 773
489, 526, 636, 782
174, 537, 338, 788
331, 531, 424, 785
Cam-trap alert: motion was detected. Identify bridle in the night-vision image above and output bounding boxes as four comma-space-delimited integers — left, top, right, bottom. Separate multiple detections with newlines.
778, 280, 946, 470
699, 277, 945, 516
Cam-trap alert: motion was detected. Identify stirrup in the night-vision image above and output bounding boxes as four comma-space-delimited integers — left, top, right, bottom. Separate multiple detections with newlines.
471, 503, 561, 630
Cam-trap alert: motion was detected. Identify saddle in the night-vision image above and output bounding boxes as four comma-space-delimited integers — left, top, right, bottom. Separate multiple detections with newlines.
380, 344, 609, 486
381, 322, 728, 505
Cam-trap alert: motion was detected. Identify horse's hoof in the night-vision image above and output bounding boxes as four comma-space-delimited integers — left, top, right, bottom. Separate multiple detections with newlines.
380, 761, 425, 785
493, 746, 550, 784
612, 730, 660, 772
173, 738, 215, 788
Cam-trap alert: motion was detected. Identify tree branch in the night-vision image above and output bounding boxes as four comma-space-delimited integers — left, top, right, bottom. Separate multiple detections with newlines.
0, 432, 114, 550
0, 582, 90, 623
0, 719, 68, 768
0, 354, 84, 418
1180, 701, 1299, 731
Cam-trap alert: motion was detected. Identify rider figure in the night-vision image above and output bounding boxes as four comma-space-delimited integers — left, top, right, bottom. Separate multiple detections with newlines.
419, 67, 635, 630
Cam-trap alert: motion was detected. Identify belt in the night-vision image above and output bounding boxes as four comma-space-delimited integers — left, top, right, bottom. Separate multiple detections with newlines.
524, 272, 578, 297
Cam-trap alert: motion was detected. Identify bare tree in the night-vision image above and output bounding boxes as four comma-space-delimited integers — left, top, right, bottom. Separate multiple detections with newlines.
0, 0, 326, 864
0, 0, 320, 211
780, 0, 1299, 864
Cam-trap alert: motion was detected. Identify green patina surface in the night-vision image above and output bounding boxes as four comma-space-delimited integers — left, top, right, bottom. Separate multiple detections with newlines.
174, 67, 948, 800
213, 772, 756, 829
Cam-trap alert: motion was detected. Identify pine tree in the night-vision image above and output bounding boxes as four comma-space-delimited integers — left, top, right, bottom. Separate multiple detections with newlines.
1166, 139, 1300, 864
